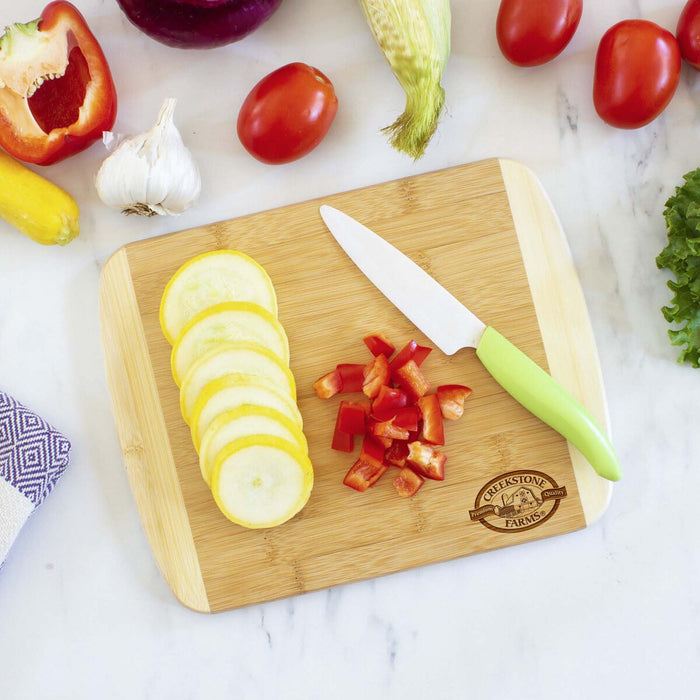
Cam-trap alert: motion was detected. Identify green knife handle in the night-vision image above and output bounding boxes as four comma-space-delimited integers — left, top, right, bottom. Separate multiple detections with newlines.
475, 326, 621, 482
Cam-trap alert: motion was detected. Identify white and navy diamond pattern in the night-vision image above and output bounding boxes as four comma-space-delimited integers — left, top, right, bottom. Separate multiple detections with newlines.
0, 391, 71, 509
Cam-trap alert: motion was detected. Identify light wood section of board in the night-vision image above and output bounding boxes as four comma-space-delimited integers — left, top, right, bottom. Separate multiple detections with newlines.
99, 249, 209, 613
499, 159, 613, 525
99, 159, 612, 613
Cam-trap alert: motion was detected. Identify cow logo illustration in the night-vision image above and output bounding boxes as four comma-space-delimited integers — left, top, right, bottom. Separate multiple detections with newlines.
469, 470, 567, 533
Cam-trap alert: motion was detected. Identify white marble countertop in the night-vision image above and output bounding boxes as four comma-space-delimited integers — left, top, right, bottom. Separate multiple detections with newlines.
1, 0, 698, 697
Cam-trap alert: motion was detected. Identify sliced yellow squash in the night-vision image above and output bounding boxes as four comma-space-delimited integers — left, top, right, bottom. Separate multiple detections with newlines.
210, 435, 314, 529
190, 375, 303, 450
171, 302, 290, 386
179, 341, 296, 423
160, 250, 278, 345
199, 406, 307, 486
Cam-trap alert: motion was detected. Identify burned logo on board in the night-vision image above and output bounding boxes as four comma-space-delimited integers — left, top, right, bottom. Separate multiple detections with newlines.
469, 470, 567, 533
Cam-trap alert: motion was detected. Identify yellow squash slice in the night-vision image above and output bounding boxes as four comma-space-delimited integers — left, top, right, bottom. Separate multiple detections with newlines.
199, 406, 307, 486
210, 435, 314, 529
189, 375, 303, 450
171, 302, 290, 385
179, 341, 296, 423
160, 250, 278, 345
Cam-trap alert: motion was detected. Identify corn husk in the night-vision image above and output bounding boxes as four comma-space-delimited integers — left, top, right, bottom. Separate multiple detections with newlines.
359, 0, 451, 159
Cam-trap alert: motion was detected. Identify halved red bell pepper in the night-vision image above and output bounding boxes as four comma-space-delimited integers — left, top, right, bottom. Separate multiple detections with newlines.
417, 394, 445, 445
344, 458, 388, 492
393, 467, 424, 497
0, 2, 117, 165
363, 332, 395, 358
437, 384, 473, 420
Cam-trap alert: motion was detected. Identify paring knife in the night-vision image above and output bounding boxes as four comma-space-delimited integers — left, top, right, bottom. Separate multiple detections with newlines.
319, 205, 622, 482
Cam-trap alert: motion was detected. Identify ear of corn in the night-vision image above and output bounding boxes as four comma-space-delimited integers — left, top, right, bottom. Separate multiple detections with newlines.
359, 0, 451, 159
0, 149, 79, 246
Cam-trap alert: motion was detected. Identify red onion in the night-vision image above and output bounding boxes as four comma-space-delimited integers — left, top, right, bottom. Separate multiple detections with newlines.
115, 0, 285, 49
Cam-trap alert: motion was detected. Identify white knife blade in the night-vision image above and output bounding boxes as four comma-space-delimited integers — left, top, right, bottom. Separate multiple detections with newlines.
319, 205, 486, 355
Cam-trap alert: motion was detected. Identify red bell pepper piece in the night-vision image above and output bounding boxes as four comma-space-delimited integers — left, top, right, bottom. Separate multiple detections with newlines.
417, 394, 445, 445
437, 384, 473, 420
313, 369, 342, 399
388, 339, 432, 373
344, 458, 388, 492
371, 385, 408, 421
0, 2, 117, 165
362, 354, 390, 398
394, 359, 430, 401
393, 406, 420, 431
337, 400, 370, 435
393, 467, 424, 497
407, 441, 446, 481
370, 418, 410, 441
363, 332, 395, 358
385, 440, 409, 467
360, 433, 387, 467
412, 344, 432, 366
336, 363, 366, 393
331, 405, 354, 452
389, 340, 418, 373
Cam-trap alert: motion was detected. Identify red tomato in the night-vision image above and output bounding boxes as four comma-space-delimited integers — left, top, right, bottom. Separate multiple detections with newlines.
593, 20, 681, 129
677, 0, 700, 69
237, 62, 338, 164
496, 0, 582, 67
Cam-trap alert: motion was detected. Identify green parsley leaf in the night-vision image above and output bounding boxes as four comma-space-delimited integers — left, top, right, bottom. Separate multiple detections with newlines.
656, 168, 700, 368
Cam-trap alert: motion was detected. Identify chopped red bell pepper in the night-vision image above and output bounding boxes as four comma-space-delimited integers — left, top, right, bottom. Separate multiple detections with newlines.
344, 457, 388, 492
363, 333, 395, 358
412, 344, 432, 366
370, 418, 410, 441
417, 394, 445, 445
388, 339, 432, 374
437, 384, 473, 420
337, 400, 370, 435
0, 2, 117, 165
371, 385, 408, 421
394, 359, 430, 401
393, 467, 424, 497
393, 406, 420, 431
313, 370, 342, 399
331, 405, 354, 452
360, 433, 387, 467
362, 353, 390, 398
385, 440, 409, 467
336, 363, 366, 393
407, 441, 446, 481
389, 339, 418, 373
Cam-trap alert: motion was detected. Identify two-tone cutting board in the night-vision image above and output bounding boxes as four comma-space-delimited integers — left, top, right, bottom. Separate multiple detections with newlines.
99, 159, 613, 613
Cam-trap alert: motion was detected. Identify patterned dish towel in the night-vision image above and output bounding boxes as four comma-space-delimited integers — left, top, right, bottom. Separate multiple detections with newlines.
0, 391, 71, 566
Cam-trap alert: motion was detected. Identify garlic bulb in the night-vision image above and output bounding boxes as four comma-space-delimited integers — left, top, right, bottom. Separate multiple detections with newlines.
96, 98, 201, 216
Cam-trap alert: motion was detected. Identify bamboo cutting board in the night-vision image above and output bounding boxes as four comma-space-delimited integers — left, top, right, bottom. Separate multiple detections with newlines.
99, 159, 613, 613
